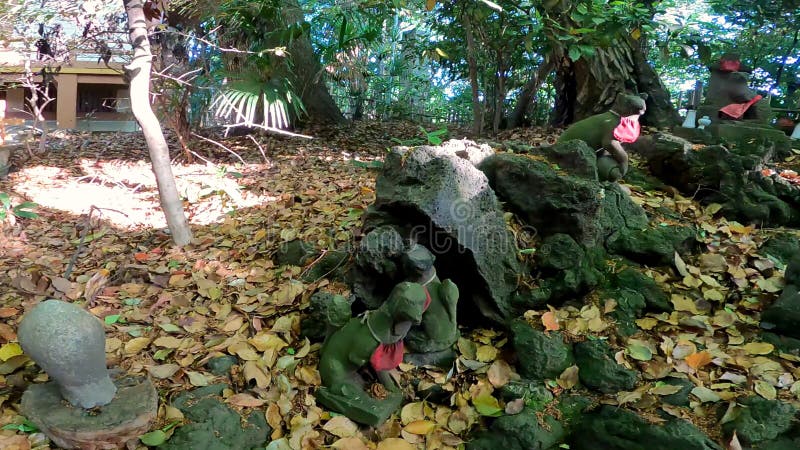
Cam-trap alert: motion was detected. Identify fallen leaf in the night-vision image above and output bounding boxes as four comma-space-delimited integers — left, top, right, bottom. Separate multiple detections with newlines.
557, 365, 580, 389
323, 416, 359, 438
743, 342, 774, 355
147, 364, 180, 379
487, 360, 512, 388
404, 420, 436, 435
376, 438, 415, 450
685, 351, 712, 370
228, 393, 267, 407
0, 343, 23, 361
473, 394, 503, 417
475, 345, 498, 362
541, 310, 559, 331
728, 431, 743, 450
754, 380, 777, 400
691, 386, 721, 402
332, 437, 369, 450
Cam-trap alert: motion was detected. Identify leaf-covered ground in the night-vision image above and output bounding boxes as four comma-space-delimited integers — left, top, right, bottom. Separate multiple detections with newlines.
0, 122, 799, 450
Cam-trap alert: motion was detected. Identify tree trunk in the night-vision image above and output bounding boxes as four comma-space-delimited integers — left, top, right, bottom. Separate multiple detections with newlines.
550, 37, 679, 127
278, 0, 346, 125
492, 53, 507, 133
508, 59, 554, 128
122, 0, 192, 247
463, 12, 482, 136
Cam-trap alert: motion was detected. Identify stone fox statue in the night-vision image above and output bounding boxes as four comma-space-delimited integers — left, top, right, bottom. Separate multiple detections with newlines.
557, 92, 648, 181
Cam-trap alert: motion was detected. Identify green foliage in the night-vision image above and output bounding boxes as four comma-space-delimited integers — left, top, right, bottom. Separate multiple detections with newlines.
0, 193, 39, 221
2, 420, 39, 434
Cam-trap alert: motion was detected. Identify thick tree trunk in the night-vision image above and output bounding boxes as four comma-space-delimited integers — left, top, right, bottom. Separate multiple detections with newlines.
122, 0, 192, 247
278, 0, 346, 125
551, 37, 679, 127
463, 13, 482, 135
508, 60, 554, 128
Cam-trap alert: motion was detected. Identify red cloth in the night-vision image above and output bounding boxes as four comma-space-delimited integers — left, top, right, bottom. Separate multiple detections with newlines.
719, 95, 763, 119
720, 59, 741, 72
612, 116, 641, 143
371, 341, 404, 371
369, 287, 432, 372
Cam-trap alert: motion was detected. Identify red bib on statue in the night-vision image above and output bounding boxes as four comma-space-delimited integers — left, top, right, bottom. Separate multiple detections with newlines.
370, 341, 404, 371
613, 116, 641, 143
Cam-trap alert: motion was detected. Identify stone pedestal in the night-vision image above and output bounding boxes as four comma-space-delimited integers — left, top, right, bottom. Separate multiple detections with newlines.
21, 375, 158, 450
792, 123, 800, 140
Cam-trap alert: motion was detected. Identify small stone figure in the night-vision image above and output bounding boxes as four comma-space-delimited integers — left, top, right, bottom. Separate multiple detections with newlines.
401, 244, 459, 355
18, 300, 158, 449
558, 92, 648, 182
697, 53, 770, 124
697, 116, 712, 129
316, 282, 428, 426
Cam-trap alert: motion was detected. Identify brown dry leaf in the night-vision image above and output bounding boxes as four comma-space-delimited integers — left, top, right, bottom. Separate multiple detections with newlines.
376, 438, 416, 450
487, 360, 512, 388
0, 307, 19, 318
728, 431, 743, 450
557, 365, 580, 389
147, 364, 181, 379
685, 351, 713, 370
243, 360, 271, 388
505, 398, 525, 415
332, 437, 369, 450
0, 435, 30, 450
228, 393, 267, 407
541, 310, 559, 331
323, 416, 359, 438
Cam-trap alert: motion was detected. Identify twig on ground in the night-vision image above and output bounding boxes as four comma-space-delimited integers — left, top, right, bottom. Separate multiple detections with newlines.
190, 132, 246, 164
247, 135, 270, 164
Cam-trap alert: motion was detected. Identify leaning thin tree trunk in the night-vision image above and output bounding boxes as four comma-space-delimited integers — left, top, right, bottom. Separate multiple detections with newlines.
122, 0, 192, 246
463, 12, 482, 136
508, 60, 554, 128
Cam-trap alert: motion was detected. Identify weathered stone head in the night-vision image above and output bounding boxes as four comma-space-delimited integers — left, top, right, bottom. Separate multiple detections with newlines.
613, 92, 648, 117
18, 300, 117, 409
383, 281, 427, 333
401, 244, 436, 280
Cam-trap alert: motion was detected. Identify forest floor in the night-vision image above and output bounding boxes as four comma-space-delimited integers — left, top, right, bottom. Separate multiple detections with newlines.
0, 121, 799, 450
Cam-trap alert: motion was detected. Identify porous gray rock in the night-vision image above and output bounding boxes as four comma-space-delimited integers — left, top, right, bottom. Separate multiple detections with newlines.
363, 141, 521, 322
18, 299, 116, 409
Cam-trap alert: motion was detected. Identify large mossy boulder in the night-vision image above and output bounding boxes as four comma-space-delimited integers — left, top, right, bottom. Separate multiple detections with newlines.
363, 142, 521, 322
569, 406, 722, 450
574, 340, 637, 394
721, 396, 798, 445
644, 132, 800, 227
478, 150, 605, 246
534, 234, 606, 302
467, 396, 592, 450
163, 385, 270, 450
758, 233, 800, 267
510, 320, 575, 380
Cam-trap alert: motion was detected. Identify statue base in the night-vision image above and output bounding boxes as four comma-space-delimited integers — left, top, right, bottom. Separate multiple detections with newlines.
316, 384, 403, 427
21, 375, 158, 450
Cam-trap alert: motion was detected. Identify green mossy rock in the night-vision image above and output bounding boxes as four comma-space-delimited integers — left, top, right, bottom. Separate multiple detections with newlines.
607, 224, 697, 266
721, 396, 798, 445
569, 405, 721, 450
300, 292, 352, 342
164, 385, 270, 450
499, 380, 554, 410
758, 234, 800, 267
602, 268, 671, 336
302, 250, 349, 282
574, 340, 637, 394
206, 355, 238, 376
466, 408, 565, 450
275, 240, 317, 267
511, 320, 575, 380
535, 234, 606, 302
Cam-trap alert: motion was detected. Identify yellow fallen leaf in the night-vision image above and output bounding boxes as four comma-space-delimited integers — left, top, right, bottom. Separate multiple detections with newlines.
743, 342, 774, 355
404, 420, 437, 435
0, 343, 23, 361
635, 317, 659, 330
400, 402, 426, 425
153, 336, 183, 348
376, 438, 415, 450
475, 345, 498, 362
124, 337, 151, 355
